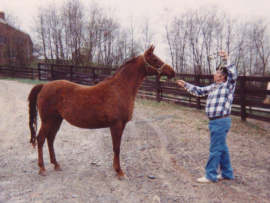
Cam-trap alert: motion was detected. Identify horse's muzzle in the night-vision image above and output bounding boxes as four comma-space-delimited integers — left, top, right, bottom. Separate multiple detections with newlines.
167, 71, 175, 79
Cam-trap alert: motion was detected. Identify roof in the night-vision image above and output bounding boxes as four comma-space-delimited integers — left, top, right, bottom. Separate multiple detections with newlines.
0, 19, 32, 40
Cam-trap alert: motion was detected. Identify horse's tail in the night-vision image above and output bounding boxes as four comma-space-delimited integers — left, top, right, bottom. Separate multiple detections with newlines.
28, 84, 44, 148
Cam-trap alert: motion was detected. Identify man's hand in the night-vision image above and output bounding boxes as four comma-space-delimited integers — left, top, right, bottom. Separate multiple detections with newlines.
218, 50, 228, 61
175, 80, 186, 87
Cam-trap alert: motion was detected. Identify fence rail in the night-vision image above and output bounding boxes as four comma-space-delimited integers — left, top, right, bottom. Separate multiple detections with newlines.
1, 63, 269, 122
0, 65, 38, 79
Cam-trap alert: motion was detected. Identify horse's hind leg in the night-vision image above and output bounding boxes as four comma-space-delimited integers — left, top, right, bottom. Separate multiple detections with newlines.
37, 123, 50, 176
110, 121, 126, 178
47, 116, 63, 171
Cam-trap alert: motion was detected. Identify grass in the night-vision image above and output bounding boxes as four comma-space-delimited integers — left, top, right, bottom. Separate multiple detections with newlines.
244, 122, 259, 131
136, 97, 269, 137
136, 97, 185, 111
0, 77, 47, 85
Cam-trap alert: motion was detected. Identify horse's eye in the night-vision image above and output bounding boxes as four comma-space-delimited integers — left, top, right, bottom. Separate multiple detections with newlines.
154, 59, 158, 62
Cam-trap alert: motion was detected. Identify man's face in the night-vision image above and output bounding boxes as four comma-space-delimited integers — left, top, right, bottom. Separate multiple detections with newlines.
213, 70, 223, 83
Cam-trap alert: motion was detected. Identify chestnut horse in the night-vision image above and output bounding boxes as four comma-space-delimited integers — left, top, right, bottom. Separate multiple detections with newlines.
28, 45, 175, 178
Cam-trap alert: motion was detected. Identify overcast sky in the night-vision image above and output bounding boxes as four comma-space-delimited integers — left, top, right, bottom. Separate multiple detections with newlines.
1, 0, 270, 58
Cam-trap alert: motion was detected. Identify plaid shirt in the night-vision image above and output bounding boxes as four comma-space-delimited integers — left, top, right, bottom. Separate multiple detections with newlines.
185, 61, 237, 119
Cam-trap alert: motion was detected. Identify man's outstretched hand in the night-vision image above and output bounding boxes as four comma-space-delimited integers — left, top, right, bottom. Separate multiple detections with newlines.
175, 80, 186, 87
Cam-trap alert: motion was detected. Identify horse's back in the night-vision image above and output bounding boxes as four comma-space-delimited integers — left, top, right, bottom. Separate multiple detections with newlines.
37, 80, 80, 105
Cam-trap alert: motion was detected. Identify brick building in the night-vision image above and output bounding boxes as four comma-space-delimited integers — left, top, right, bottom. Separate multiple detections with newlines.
0, 12, 33, 66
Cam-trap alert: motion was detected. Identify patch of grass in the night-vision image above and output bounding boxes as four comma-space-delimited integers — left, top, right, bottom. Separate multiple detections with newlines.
244, 122, 259, 132
136, 97, 269, 138
230, 117, 269, 137
0, 77, 47, 85
135, 98, 184, 111
200, 119, 209, 125
197, 126, 202, 131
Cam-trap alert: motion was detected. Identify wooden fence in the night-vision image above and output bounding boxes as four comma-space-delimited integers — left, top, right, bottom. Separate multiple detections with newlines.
37, 63, 115, 85
0, 65, 38, 79
1, 63, 269, 122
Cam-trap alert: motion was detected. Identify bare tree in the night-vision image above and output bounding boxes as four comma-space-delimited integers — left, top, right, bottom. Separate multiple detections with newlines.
114, 29, 129, 64
232, 22, 248, 75
163, 5, 245, 75
85, 2, 103, 65
101, 9, 119, 67
140, 16, 155, 51
63, 0, 84, 65
46, 5, 62, 63
249, 19, 270, 76
35, 8, 48, 62
127, 15, 141, 58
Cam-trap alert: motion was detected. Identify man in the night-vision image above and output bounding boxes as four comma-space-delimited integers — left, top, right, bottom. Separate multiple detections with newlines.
175, 50, 237, 183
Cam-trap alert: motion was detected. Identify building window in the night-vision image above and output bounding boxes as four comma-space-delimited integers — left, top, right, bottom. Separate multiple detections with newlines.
0, 36, 5, 44
11, 50, 17, 57
4, 47, 16, 58
4, 47, 9, 58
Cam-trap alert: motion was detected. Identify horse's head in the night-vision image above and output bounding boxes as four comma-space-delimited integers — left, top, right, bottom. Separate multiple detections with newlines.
142, 45, 175, 79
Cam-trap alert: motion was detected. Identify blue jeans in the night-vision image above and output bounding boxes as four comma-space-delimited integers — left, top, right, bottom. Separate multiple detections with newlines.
205, 117, 234, 182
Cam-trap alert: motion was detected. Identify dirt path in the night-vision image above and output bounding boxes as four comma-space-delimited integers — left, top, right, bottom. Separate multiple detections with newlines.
0, 80, 269, 203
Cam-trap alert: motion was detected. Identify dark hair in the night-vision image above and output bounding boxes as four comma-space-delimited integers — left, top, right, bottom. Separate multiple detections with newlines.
216, 66, 228, 80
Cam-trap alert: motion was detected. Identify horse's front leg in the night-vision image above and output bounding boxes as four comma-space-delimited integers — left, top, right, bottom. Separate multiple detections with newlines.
110, 121, 126, 178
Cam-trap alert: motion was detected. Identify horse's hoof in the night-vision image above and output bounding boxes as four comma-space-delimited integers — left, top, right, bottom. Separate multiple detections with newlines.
54, 166, 62, 171
38, 170, 48, 176
117, 172, 125, 180
119, 174, 129, 181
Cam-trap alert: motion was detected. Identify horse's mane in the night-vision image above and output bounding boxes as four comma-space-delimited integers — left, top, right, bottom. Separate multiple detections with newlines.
114, 56, 140, 74
99, 56, 141, 83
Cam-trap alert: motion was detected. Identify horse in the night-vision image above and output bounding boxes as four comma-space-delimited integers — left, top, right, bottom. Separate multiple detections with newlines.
28, 45, 175, 178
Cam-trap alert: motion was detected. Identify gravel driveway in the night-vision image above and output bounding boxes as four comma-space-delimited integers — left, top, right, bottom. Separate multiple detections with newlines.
0, 79, 269, 203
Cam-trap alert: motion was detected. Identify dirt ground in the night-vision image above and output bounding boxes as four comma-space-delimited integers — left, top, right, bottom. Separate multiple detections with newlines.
0, 79, 269, 203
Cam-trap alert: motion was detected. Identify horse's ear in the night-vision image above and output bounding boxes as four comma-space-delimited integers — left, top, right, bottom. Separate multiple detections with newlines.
145, 45, 155, 56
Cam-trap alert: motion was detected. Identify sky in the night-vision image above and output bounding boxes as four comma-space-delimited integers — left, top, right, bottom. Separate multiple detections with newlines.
1, 0, 270, 59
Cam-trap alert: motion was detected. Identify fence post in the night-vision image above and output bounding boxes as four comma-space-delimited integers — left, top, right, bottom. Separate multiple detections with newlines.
70, 66, 73, 82
38, 63, 41, 80
156, 76, 161, 102
11, 66, 14, 78
92, 68, 97, 84
195, 75, 201, 109
51, 65, 54, 81
240, 77, 246, 121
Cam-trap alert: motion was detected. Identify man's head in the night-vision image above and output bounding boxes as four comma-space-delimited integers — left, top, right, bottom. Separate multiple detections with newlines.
214, 66, 228, 83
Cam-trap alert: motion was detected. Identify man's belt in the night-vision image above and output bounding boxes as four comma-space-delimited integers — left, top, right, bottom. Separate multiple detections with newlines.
209, 114, 229, 121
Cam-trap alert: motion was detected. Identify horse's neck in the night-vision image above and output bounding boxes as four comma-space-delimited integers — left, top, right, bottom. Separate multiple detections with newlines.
115, 62, 146, 97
